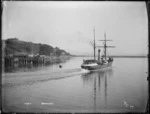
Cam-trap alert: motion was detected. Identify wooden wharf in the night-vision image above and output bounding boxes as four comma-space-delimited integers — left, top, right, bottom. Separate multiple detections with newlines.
4, 54, 51, 66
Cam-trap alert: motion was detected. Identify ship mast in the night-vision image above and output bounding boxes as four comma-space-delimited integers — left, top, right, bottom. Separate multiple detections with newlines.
89, 27, 96, 60
97, 32, 115, 59
93, 27, 96, 60
104, 33, 107, 59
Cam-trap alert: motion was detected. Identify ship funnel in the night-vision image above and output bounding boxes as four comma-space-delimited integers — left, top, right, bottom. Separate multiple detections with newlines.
98, 49, 100, 61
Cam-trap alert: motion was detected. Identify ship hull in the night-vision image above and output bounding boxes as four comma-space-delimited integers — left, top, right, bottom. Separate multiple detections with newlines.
81, 61, 113, 70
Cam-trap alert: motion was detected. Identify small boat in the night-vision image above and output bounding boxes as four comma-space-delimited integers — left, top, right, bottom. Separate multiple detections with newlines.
81, 28, 115, 71
59, 65, 62, 68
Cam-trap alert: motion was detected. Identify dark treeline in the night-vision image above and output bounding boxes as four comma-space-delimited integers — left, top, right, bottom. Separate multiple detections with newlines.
4, 38, 71, 56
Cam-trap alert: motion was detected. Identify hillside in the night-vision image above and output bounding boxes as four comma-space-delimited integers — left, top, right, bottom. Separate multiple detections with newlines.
3, 38, 71, 56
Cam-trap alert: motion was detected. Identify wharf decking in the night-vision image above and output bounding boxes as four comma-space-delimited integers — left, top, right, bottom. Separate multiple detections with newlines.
4, 55, 53, 66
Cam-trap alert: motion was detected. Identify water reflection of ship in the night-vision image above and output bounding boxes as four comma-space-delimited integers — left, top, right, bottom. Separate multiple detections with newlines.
81, 68, 113, 111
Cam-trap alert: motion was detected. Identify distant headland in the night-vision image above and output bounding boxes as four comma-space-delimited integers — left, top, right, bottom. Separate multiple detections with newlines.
2, 38, 71, 57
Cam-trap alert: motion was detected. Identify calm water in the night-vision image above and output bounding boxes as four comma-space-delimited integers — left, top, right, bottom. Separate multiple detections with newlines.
2, 57, 148, 113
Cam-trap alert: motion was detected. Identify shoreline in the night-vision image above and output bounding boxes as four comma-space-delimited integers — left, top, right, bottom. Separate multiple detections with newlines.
72, 55, 148, 58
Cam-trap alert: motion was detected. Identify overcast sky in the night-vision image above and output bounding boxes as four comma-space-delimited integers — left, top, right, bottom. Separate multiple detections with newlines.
2, 1, 148, 56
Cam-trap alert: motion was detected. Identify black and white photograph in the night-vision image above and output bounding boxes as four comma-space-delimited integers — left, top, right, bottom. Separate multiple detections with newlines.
1, 1, 149, 113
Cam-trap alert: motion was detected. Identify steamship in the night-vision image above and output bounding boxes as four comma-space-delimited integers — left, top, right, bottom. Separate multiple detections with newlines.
81, 29, 115, 71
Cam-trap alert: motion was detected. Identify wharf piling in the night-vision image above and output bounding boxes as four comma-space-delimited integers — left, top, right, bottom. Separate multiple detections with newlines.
4, 54, 51, 66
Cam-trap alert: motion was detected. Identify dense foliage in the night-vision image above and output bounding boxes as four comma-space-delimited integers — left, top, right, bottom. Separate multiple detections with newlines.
4, 38, 71, 56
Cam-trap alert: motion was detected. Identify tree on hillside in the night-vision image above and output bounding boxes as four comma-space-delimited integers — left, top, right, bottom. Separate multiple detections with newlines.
39, 44, 53, 56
